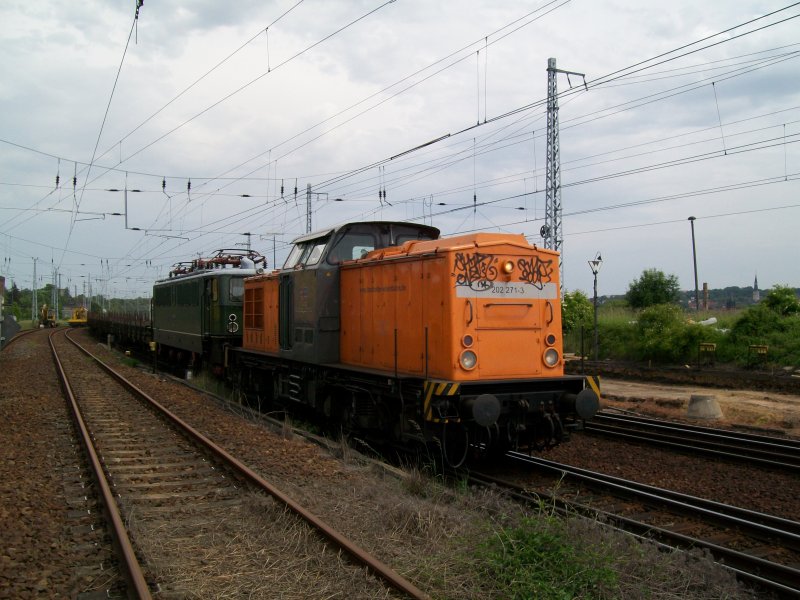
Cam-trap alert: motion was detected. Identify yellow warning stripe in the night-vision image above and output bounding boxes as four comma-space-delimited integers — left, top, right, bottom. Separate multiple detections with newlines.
423, 381, 461, 421
585, 375, 601, 399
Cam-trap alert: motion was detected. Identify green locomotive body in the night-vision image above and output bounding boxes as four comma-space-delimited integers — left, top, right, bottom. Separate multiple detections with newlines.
152, 250, 265, 371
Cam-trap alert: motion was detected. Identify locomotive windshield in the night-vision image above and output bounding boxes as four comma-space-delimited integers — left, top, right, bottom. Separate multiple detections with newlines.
283, 237, 330, 268
284, 222, 439, 269
230, 278, 245, 302
327, 232, 376, 264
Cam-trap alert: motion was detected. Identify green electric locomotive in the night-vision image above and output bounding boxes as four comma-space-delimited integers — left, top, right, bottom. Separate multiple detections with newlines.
152, 249, 266, 373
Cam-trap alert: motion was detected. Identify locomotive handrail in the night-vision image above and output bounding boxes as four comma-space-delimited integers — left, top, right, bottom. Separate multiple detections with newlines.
484, 302, 533, 308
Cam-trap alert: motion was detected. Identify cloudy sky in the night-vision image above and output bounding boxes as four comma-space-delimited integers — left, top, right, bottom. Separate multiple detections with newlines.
1, 0, 798, 302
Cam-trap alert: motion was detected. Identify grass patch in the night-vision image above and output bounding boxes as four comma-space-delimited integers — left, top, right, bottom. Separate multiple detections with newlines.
477, 514, 617, 599
464, 507, 747, 600
121, 357, 139, 368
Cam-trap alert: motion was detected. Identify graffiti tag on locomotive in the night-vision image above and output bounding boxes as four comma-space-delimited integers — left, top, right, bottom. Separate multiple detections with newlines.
452, 250, 557, 297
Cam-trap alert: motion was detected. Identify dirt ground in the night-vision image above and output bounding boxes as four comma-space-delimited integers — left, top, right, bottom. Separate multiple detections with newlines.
599, 377, 800, 437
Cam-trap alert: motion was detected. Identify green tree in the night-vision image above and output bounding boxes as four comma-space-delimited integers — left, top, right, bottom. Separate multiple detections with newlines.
562, 290, 593, 333
626, 269, 680, 309
762, 284, 800, 316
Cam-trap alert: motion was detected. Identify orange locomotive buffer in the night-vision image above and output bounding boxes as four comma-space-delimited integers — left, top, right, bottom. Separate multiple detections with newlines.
236, 222, 598, 467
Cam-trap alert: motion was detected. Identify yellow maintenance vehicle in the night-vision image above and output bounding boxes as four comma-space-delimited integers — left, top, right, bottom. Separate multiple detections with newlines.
68, 306, 88, 327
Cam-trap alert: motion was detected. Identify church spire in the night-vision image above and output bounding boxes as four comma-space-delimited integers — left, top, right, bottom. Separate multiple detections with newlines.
753, 273, 760, 303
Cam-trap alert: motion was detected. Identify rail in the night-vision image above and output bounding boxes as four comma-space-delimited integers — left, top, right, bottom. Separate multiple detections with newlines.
487, 451, 800, 596
0, 327, 40, 352
50, 330, 152, 599
586, 411, 800, 472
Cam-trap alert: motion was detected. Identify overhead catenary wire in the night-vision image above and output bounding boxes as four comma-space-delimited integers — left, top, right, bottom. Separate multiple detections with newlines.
108, 0, 399, 170
69, 2, 143, 239
91, 121, 800, 286
5, 4, 799, 293
87, 0, 306, 172
0, 3, 792, 203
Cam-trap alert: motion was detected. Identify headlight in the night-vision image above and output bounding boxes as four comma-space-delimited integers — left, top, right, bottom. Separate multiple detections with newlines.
543, 348, 559, 367
459, 350, 478, 370
501, 260, 514, 275
545, 333, 557, 347
462, 334, 474, 348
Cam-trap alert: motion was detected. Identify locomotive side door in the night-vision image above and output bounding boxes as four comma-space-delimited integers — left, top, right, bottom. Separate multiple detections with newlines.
279, 273, 294, 350
203, 278, 213, 337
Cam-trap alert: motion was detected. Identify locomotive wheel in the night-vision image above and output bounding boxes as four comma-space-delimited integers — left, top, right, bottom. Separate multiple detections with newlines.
472, 424, 506, 461
472, 423, 497, 456
551, 413, 564, 442
531, 415, 555, 451
441, 422, 469, 468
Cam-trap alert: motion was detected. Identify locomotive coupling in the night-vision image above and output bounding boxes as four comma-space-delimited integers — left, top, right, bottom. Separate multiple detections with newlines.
561, 388, 600, 420
462, 393, 502, 427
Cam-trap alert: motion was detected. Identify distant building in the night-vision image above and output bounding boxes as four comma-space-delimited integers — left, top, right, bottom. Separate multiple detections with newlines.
753, 274, 760, 303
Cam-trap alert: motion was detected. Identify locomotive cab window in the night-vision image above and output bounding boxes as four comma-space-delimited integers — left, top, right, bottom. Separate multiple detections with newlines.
303, 240, 328, 266
284, 238, 329, 269
283, 243, 305, 269
210, 278, 218, 302
327, 232, 376, 264
396, 233, 431, 245
229, 278, 244, 302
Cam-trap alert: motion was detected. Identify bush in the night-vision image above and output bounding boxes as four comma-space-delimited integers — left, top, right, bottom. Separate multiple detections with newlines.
762, 284, 800, 316
726, 303, 800, 365
562, 290, 593, 334
564, 285, 800, 367
597, 318, 639, 361
636, 304, 688, 362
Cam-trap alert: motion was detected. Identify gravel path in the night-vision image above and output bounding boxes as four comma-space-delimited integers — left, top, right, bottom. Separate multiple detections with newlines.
0, 331, 120, 598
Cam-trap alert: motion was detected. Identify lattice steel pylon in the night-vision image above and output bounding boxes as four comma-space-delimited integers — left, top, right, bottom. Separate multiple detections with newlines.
306, 183, 312, 233
544, 57, 585, 293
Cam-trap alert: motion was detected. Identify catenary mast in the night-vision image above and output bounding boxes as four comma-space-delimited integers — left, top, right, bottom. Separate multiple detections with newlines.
544, 58, 585, 293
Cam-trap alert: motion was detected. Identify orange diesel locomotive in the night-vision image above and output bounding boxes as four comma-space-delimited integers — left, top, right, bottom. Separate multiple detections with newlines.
231, 221, 598, 466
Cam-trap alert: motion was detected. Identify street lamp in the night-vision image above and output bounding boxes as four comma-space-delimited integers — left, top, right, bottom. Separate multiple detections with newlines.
688, 216, 699, 312
587, 252, 603, 361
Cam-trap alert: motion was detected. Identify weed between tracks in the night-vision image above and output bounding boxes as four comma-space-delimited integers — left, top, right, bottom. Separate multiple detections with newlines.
386, 457, 749, 598
127, 492, 393, 599
474, 510, 747, 600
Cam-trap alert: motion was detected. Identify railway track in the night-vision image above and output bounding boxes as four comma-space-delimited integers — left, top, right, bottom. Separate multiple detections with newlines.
472, 452, 800, 598
586, 410, 800, 472
1, 326, 39, 351
51, 329, 428, 599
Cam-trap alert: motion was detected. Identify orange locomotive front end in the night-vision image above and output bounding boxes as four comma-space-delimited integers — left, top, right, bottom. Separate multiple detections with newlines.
340, 232, 564, 381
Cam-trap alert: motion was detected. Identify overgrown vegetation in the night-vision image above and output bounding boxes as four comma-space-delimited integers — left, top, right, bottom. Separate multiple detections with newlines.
565, 282, 800, 367
473, 509, 745, 599
478, 514, 617, 598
